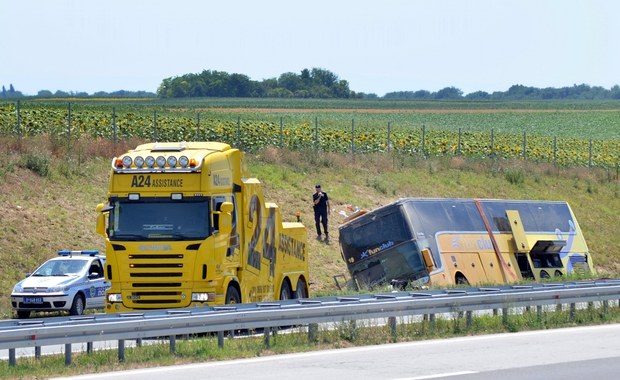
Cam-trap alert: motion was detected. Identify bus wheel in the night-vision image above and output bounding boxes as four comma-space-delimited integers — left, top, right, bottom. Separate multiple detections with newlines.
456, 274, 469, 285
280, 280, 292, 300
225, 286, 241, 304
540, 270, 550, 279
554, 270, 563, 277
295, 278, 308, 299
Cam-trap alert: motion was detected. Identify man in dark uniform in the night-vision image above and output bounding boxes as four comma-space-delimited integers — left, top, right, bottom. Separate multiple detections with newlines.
312, 184, 331, 240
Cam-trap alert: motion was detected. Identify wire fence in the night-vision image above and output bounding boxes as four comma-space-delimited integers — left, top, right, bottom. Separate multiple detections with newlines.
1, 101, 620, 170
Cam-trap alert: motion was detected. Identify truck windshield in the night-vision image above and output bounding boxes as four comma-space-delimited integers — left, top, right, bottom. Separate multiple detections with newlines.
108, 197, 210, 241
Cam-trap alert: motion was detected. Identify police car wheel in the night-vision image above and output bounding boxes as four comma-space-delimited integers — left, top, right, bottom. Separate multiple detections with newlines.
70, 294, 85, 316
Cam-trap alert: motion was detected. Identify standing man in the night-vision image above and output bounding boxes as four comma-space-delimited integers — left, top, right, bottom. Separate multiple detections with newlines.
312, 184, 330, 240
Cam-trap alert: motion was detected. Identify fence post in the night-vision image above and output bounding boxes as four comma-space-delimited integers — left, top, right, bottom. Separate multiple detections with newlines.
421, 125, 426, 158
237, 115, 241, 148
314, 117, 318, 151
196, 113, 201, 141
351, 119, 355, 155
490, 128, 494, 158
554, 136, 557, 166
387, 122, 391, 154
279, 117, 283, 148
112, 107, 117, 146
67, 102, 71, 147
16, 100, 21, 146
153, 111, 158, 142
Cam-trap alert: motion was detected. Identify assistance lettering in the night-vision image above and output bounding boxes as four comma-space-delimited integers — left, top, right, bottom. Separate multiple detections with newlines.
131, 175, 183, 188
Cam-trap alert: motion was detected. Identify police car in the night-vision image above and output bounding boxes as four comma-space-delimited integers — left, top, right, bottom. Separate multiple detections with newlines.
11, 250, 110, 318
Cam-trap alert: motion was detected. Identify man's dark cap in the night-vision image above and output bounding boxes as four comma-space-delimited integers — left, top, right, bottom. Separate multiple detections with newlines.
315, 184, 321, 188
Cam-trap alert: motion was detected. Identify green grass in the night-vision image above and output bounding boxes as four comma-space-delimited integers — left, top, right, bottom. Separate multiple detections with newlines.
1, 137, 620, 317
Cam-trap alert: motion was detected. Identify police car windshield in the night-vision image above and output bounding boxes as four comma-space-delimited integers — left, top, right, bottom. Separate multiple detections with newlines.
33, 259, 88, 276
108, 198, 210, 241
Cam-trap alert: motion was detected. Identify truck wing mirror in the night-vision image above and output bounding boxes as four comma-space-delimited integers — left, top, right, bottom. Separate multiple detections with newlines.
95, 203, 109, 237
217, 202, 234, 235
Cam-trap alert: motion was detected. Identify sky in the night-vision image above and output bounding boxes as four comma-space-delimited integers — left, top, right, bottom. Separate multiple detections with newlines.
2, 0, 619, 97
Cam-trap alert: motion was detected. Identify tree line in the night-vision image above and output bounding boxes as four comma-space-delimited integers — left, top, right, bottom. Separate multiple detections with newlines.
3, 68, 620, 100
156, 68, 359, 99
384, 84, 620, 100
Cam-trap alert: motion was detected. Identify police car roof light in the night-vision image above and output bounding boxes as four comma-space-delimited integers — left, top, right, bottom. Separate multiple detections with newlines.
57, 250, 100, 257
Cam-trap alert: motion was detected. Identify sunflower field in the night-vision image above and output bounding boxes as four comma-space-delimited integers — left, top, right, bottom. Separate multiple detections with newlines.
1, 99, 619, 168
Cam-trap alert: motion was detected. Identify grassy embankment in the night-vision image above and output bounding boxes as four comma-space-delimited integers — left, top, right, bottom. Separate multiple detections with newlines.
1, 136, 619, 319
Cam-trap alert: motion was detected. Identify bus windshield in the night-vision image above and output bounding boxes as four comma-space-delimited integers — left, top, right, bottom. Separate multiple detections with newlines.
108, 197, 210, 241
339, 205, 428, 288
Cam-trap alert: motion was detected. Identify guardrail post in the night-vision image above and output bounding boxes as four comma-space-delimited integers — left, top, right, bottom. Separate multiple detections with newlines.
537, 305, 543, 321
218, 331, 224, 348
603, 300, 609, 314
118, 339, 125, 362
308, 323, 319, 343
556, 303, 563, 312
87, 342, 93, 354
388, 316, 397, 341
502, 308, 508, 326
429, 313, 436, 327
170, 335, 176, 354
264, 327, 271, 348
466, 311, 473, 328
570, 303, 576, 321
9, 348, 16, 366
35, 346, 41, 359
65, 344, 72, 366
136, 338, 142, 347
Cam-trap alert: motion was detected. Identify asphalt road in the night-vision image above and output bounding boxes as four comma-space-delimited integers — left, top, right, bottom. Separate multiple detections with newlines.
54, 323, 620, 380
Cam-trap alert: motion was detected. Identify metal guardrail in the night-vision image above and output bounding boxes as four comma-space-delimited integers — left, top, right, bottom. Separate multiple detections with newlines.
2, 279, 620, 366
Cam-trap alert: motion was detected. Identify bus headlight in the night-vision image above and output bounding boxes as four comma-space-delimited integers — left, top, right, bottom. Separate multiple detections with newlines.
107, 293, 122, 303
191, 292, 213, 302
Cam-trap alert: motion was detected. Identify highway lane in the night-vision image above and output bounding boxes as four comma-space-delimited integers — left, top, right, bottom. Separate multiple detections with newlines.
55, 323, 620, 380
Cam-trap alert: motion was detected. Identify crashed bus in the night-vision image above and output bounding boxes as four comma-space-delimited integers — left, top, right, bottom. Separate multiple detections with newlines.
338, 198, 594, 289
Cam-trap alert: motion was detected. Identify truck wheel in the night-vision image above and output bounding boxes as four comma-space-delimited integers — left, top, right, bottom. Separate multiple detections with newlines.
17, 310, 31, 319
225, 286, 241, 304
69, 294, 85, 316
295, 278, 308, 299
279, 281, 292, 300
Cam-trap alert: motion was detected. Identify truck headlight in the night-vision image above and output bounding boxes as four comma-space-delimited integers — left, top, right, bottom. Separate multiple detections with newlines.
107, 293, 122, 303
191, 292, 213, 302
